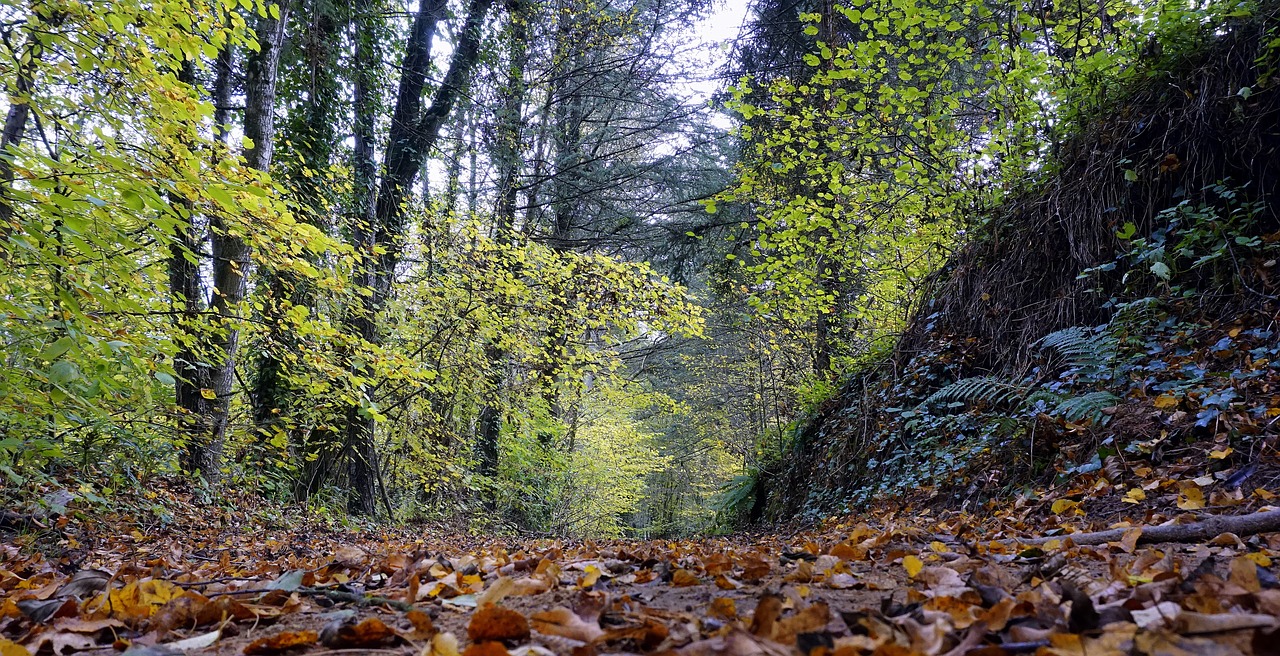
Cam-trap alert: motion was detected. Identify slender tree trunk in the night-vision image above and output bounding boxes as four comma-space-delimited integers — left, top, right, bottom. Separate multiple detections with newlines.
254, 2, 341, 445
0, 14, 46, 230
188, 0, 293, 483
343, 0, 495, 514
477, 0, 530, 478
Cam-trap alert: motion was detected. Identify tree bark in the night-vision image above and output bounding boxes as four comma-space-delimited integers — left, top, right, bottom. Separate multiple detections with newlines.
254, 0, 342, 446
1018, 509, 1280, 546
0, 11, 47, 229
343, 0, 496, 514
187, 0, 293, 483
476, 0, 530, 478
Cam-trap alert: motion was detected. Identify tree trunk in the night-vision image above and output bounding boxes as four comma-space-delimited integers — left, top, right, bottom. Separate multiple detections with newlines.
254, 0, 342, 446
0, 12, 47, 229
187, 0, 293, 483
342, 0, 495, 514
476, 0, 530, 478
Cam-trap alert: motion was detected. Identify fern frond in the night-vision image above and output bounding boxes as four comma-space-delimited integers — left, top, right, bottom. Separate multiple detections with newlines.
1036, 326, 1117, 373
1024, 389, 1066, 407
1053, 391, 1119, 425
712, 474, 757, 514
922, 376, 1025, 409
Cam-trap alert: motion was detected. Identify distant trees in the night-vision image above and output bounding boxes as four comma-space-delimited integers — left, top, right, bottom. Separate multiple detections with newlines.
0, 0, 723, 534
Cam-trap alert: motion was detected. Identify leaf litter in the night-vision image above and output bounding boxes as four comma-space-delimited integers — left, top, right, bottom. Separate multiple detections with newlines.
3, 492, 1280, 656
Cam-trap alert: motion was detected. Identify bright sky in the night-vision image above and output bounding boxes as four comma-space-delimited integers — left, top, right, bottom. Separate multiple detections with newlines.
680, 0, 751, 105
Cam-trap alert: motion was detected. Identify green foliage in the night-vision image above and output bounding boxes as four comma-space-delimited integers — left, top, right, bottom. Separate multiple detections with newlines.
922, 326, 1123, 424
711, 473, 758, 521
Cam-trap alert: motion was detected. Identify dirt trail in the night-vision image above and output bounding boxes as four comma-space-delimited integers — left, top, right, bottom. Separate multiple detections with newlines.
4, 505, 1280, 656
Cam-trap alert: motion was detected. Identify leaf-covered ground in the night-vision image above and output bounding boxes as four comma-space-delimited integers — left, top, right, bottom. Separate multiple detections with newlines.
3, 476, 1280, 656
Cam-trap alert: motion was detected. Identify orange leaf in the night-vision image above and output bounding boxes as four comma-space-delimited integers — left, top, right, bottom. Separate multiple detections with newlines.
468, 605, 530, 644
671, 569, 699, 587
243, 630, 318, 655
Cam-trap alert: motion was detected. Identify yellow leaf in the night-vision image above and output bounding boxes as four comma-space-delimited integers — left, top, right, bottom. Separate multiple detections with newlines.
200, 388, 216, 400
1153, 394, 1179, 410
1123, 488, 1146, 504
903, 555, 923, 578
0, 639, 31, 656
1050, 499, 1080, 515
929, 541, 949, 553
1210, 447, 1233, 459
1177, 484, 1206, 510
578, 566, 600, 589
1246, 552, 1273, 567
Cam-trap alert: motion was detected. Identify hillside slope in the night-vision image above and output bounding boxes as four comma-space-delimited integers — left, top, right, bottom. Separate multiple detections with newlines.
754, 7, 1280, 523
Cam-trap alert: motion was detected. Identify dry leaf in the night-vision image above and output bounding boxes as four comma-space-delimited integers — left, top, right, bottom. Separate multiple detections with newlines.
243, 630, 318, 655
468, 605, 531, 644
709, 597, 737, 620
530, 607, 604, 643
320, 616, 397, 648
671, 569, 700, 587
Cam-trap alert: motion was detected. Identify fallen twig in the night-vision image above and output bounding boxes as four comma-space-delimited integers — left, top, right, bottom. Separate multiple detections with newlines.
298, 587, 417, 612
1017, 509, 1280, 546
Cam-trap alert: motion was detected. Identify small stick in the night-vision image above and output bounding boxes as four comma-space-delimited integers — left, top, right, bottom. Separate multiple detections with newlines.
1015, 509, 1280, 546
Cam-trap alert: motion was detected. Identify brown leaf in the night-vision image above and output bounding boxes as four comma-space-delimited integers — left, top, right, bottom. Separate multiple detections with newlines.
749, 595, 782, 638
600, 618, 669, 651
709, 598, 738, 621
715, 575, 742, 590
530, 607, 604, 643
509, 577, 553, 596
678, 630, 792, 656
333, 545, 369, 568
320, 616, 398, 649
242, 630, 319, 655
671, 569, 700, 587
468, 605, 531, 644
1229, 556, 1262, 594
774, 602, 829, 645
407, 608, 437, 640
829, 542, 866, 561
464, 642, 511, 656
22, 617, 124, 655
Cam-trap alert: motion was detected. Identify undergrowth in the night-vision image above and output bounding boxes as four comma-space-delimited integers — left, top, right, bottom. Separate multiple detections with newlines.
724, 3, 1280, 525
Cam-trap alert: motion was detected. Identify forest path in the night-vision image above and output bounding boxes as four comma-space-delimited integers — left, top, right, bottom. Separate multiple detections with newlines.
4, 504, 1280, 656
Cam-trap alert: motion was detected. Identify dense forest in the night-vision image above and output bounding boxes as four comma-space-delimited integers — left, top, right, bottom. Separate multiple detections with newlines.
3, 0, 1280, 537
5, 0, 1280, 654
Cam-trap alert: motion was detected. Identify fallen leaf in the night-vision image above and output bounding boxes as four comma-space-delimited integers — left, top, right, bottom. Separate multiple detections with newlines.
165, 628, 221, 651
464, 642, 511, 656
749, 595, 782, 638
774, 602, 829, 644
320, 615, 397, 648
530, 607, 604, 642
407, 608, 437, 640
427, 632, 462, 656
902, 555, 923, 578
671, 569, 700, 587
468, 605, 531, 644
242, 630, 318, 655
709, 598, 737, 620
1178, 483, 1206, 510
0, 639, 30, 656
